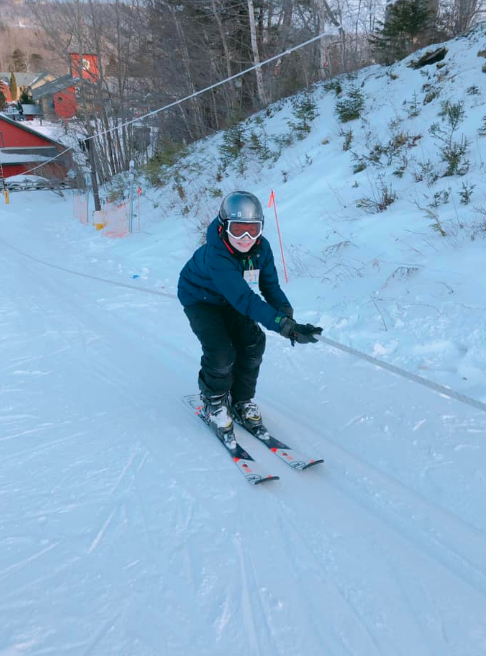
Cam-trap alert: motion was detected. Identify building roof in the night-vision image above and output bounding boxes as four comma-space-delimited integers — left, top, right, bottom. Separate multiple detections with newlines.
30, 72, 56, 89
0, 72, 45, 88
31, 74, 78, 100
0, 112, 65, 148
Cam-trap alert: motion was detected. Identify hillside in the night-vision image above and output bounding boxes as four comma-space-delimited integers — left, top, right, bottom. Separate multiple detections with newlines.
0, 0, 66, 74
139, 23, 486, 404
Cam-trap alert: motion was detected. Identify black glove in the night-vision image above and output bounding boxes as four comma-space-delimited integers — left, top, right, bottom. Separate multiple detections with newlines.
279, 317, 323, 346
277, 305, 294, 319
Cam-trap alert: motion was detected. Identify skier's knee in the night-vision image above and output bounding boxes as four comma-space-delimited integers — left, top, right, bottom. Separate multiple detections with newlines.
206, 344, 236, 376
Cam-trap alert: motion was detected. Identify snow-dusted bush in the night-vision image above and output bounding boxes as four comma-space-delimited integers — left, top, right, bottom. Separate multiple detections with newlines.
429, 101, 470, 176
288, 93, 319, 139
335, 87, 365, 123
356, 176, 397, 213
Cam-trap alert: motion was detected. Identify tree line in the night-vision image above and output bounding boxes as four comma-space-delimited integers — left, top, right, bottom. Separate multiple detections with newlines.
28, 0, 485, 183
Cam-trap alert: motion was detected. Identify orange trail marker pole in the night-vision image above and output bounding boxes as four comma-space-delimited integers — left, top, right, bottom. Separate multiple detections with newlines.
268, 190, 288, 283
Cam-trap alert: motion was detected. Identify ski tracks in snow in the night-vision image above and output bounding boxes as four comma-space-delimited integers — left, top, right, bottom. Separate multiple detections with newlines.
252, 356, 486, 655
3, 223, 486, 655
232, 523, 281, 656
269, 393, 486, 598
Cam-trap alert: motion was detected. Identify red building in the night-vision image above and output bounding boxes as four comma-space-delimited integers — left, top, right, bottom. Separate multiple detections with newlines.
70, 53, 100, 83
0, 113, 72, 179
33, 54, 99, 121
52, 77, 78, 120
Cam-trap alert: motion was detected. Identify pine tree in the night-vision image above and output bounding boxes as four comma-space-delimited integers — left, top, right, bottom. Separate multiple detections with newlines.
20, 89, 33, 104
0, 89, 6, 111
29, 53, 44, 73
12, 48, 27, 72
370, 0, 433, 64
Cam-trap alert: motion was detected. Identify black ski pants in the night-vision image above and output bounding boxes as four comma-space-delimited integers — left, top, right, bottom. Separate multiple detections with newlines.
184, 303, 266, 403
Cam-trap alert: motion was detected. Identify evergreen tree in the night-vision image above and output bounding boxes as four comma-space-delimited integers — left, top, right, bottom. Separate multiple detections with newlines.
19, 89, 33, 104
370, 0, 433, 64
28, 53, 44, 73
10, 72, 17, 100
0, 89, 6, 111
11, 48, 27, 72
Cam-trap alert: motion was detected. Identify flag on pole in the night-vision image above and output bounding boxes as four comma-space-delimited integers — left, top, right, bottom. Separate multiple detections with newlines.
268, 189, 288, 283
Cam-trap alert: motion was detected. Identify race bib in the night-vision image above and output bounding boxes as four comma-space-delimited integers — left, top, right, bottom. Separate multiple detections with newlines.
244, 268, 260, 288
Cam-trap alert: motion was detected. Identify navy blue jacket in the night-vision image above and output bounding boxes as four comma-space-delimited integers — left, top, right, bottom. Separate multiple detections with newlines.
178, 218, 291, 333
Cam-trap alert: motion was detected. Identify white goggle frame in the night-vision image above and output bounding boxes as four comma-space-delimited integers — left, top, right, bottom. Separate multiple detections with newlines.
226, 219, 263, 240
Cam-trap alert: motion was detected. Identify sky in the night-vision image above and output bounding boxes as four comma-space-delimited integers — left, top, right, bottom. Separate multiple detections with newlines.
1, 25, 486, 656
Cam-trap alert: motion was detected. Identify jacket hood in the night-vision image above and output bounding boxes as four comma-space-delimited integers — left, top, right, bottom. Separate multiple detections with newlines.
206, 217, 222, 248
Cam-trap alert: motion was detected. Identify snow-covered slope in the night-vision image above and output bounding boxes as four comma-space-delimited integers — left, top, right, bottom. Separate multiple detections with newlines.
1, 26, 486, 656
2, 188, 486, 656
137, 23, 486, 403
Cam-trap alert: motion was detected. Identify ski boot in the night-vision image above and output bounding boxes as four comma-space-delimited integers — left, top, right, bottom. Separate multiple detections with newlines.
232, 399, 263, 431
201, 393, 234, 436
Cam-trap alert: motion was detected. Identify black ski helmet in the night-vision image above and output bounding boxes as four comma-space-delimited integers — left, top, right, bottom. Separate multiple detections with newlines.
218, 191, 264, 228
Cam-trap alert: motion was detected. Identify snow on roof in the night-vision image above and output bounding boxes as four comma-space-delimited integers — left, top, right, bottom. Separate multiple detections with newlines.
4, 173, 49, 182
0, 112, 66, 147
0, 152, 52, 164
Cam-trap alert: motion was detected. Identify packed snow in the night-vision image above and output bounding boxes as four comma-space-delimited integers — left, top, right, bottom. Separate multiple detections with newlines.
1, 26, 486, 656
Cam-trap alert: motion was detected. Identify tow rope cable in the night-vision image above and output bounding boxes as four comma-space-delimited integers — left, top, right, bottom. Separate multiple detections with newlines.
4, 237, 485, 413
317, 334, 486, 413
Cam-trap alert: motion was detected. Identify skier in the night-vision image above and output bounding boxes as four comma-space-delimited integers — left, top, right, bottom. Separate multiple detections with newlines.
178, 191, 322, 435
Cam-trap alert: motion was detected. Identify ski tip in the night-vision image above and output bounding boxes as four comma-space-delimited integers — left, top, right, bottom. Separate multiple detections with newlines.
301, 458, 325, 470
254, 475, 280, 485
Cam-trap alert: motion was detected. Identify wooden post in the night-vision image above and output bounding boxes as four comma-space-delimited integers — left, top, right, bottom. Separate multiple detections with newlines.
85, 133, 101, 212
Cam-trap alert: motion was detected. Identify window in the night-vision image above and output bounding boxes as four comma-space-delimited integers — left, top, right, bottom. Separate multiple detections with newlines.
58, 96, 63, 102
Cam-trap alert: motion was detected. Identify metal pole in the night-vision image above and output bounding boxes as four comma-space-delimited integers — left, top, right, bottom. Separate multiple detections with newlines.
128, 159, 135, 233
85, 172, 91, 224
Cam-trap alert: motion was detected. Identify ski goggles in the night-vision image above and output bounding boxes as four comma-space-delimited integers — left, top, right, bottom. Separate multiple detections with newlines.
226, 220, 263, 240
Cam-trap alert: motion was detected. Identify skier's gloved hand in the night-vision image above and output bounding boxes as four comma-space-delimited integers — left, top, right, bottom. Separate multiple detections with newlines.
279, 317, 323, 346
277, 304, 294, 319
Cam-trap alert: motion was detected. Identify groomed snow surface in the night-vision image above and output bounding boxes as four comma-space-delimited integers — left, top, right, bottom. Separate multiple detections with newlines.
1, 187, 486, 656
2, 26, 486, 655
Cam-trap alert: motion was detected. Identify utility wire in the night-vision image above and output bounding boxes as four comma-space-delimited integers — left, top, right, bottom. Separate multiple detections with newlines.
20, 28, 343, 177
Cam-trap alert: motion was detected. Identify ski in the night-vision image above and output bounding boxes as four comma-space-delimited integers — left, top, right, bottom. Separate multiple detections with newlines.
183, 395, 279, 486
233, 412, 324, 471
